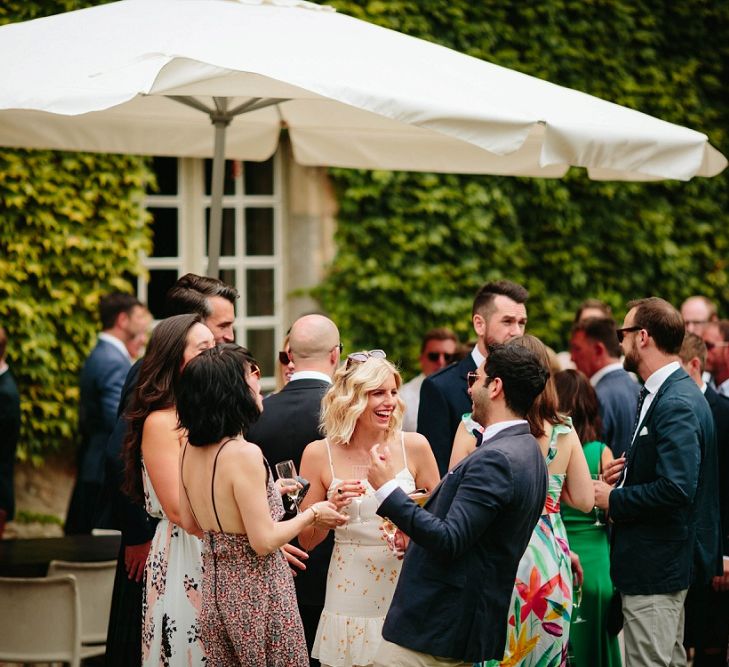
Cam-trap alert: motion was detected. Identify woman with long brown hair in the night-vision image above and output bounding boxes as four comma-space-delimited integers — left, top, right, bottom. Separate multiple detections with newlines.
121, 313, 214, 667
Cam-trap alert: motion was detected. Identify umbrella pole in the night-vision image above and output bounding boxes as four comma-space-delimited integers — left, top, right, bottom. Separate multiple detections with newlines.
207, 110, 231, 278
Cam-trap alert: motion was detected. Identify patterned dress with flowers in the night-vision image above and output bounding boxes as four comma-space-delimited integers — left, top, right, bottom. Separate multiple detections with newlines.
480, 421, 574, 667
141, 460, 205, 667
312, 436, 416, 667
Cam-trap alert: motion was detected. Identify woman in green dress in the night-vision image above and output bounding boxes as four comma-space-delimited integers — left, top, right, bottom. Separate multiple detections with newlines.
555, 369, 622, 667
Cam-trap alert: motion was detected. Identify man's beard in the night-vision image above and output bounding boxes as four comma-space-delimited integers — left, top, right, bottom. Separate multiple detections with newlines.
471, 388, 491, 428
623, 348, 639, 374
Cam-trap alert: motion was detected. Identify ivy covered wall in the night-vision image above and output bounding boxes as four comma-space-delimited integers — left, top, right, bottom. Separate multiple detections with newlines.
315, 0, 729, 376
0, 2, 152, 461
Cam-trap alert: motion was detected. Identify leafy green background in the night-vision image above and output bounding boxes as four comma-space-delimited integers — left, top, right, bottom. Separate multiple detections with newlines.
314, 0, 729, 376
1, 0, 728, 461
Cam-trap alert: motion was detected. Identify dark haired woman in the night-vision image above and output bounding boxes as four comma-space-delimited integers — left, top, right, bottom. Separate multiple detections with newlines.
555, 369, 621, 667
121, 313, 214, 667
177, 344, 347, 666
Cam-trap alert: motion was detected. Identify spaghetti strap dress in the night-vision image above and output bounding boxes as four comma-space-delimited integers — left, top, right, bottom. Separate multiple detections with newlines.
480, 421, 574, 667
562, 441, 622, 667
141, 460, 205, 667
182, 440, 308, 667
312, 433, 416, 667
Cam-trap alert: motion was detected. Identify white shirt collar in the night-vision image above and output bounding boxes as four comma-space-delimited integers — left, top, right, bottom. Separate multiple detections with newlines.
700, 382, 707, 395
0, 361, 8, 377
289, 370, 332, 384
482, 419, 528, 444
98, 332, 131, 361
590, 361, 624, 387
471, 346, 486, 369
717, 378, 729, 397
644, 360, 681, 396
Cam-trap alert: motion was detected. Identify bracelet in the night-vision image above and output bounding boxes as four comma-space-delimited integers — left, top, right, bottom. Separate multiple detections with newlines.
309, 505, 320, 526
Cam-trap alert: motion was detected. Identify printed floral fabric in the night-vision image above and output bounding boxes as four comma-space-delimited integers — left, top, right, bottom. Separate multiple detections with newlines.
480, 422, 574, 667
313, 463, 416, 667
141, 461, 205, 667
199, 468, 308, 666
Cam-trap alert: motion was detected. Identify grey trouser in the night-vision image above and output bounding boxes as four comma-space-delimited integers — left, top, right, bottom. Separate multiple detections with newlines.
622, 589, 688, 667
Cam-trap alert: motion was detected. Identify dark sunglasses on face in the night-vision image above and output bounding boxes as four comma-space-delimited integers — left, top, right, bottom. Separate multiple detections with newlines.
705, 340, 729, 351
426, 351, 456, 363
346, 349, 386, 368
278, 350, 291, 365
616, 326, 642, 343
249, 364, 261, 379
467, 371, 479, 388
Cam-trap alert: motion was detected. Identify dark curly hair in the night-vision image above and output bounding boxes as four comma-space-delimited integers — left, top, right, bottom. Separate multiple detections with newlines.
177, 344, 261, 446
121, 313, 204, 503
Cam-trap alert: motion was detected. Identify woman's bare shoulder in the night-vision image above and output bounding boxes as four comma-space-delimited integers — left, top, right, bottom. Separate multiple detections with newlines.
402, 431, 431, 452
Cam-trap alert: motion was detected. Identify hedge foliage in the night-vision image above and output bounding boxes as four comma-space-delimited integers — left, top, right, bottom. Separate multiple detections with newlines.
315, 0, 729, 377
0, 1, 152, 462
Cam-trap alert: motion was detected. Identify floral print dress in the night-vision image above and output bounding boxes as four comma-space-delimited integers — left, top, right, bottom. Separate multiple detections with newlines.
480, 421, 573, 667
141, 460, 205, 667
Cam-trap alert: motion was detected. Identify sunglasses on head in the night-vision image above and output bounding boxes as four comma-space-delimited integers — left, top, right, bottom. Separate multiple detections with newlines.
616, 326, 642, 343
426, 351, 456, 363
346, 349, 386, 368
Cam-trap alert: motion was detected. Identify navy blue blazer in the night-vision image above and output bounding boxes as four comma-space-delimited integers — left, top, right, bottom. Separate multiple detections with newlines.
610, 367, 720, 594
0, 369, 20, 520
594, 367, 640, 458
704, 386, 729, 556
417, 355, 476, 476
378, 423, 547, 662
78, 339, 131, 484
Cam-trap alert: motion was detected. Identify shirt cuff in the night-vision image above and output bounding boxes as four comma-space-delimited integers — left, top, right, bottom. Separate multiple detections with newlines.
374, 479, 400, 506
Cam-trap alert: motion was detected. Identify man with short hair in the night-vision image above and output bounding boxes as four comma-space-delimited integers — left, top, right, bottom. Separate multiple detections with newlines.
0, 325, 20, 534
681, 295, 719, 336
401, 328, 458, 432
417, 280, 528, 475
594, 297, 719, 667
65, 292, 146, 535
570, 317, 640, 457
369, 344, 549, 666
574, 297, 613, 323
247, 313, 341, 666
679, 332, 729, 666
702, 320, 729, 397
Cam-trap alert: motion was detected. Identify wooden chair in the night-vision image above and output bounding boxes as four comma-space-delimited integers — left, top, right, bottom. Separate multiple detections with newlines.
0, 575, 82, 666
47, 559, 117, 658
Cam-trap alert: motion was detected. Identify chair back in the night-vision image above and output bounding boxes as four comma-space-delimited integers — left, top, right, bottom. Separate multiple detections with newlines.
47, 559, 116, 645
0, 575, 81, 666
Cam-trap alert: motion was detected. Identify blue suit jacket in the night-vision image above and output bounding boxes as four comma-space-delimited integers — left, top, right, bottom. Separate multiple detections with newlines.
594, 367, 640, 458
417, 356, 476, 476
0, 369, 20, 520
610, 367, 720, 594
378, 423, 547, 662
78, 339, 131, 484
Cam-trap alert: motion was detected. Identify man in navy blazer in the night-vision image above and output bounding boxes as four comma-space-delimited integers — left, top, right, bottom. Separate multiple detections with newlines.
65, 293, 147, 534
369, 344, 549, 665
417, 280, 529, 476
595, 298, 720, 667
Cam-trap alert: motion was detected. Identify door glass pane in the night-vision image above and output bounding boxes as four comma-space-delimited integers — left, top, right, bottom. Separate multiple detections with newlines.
245, 208, 274, 256
205, 208, 236, 256
246, 269, 274, 316
247, 328, 275, 377
204, 158, 236, 195
244, 158, 274, 195
147, 269, 179, 319
148, 157, 178, 195
149, 207, 178, 257
219, 269, 236, 294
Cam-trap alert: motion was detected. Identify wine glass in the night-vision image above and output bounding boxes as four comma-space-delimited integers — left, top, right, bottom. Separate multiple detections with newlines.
572, 571, 586, 624
349, 464, 370, 524
592, 456, 605, 526
275, 460, 300, 514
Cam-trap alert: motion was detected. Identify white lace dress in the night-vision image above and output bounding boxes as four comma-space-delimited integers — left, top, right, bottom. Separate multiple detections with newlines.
141, 461, 205, 667
312, 435, 416, 667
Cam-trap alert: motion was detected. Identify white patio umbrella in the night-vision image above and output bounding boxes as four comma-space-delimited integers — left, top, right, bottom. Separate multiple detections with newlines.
0, 0, 725, 275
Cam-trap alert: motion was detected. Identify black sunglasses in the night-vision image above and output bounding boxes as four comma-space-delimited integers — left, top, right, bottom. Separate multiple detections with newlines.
278, 350, 291, 365
467, 371, 479, 388
426, 351, 456, 363
705, 340, 729, 351
616, 326, 642, 343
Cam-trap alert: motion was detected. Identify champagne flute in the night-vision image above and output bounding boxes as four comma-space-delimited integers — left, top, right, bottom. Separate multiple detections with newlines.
349, 464, 370, 524
275, 460, 300, 514
572, 571, 586, 624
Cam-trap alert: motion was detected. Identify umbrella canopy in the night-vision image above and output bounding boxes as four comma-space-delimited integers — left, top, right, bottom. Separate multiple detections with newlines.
0, 0, 725, 272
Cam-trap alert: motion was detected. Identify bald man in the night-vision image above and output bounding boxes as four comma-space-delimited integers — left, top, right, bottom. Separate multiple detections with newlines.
247, 313, 341, 666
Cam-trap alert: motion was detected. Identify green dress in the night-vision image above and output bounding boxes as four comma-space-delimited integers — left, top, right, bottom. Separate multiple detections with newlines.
561, 441, 622, 667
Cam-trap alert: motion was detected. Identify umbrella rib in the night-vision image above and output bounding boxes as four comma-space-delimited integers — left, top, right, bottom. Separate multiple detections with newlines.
228, 97, 291, 117
167, 95, 216, 116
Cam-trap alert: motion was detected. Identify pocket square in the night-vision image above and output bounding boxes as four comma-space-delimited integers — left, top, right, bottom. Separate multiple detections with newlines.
639, 426, 648, 436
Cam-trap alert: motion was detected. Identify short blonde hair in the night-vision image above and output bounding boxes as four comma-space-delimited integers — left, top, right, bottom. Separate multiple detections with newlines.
321, 356, 404, 446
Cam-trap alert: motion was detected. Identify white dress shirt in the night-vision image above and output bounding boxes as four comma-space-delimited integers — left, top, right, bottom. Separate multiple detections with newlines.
288, 370, 332, 384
